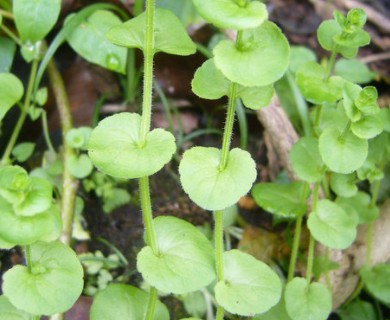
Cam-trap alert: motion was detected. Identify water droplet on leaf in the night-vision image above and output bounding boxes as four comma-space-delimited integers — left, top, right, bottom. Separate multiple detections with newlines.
105, 53, 121, 71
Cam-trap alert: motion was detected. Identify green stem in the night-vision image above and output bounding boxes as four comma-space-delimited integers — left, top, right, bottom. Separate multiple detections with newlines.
235, 99, 248, 150
215, 306, 225, 320
47, 59, 78, 245
287, 214, 303, 282
306, 234, 315, 284
41, 110, 56, 153
0, 23, 23, 46
339, 121, 352, 141
25, 245, 32, 272
139, 176, 158, 254
313, 105, 322, 136
0, 9, 13, 19
145, 287, 158, 320
214, 210, 225, 319
325, 49, 337, 79
126, 48, 137, 103
139, 0, 155, 146
1, 59, 38, 165
219, 83, 238, 170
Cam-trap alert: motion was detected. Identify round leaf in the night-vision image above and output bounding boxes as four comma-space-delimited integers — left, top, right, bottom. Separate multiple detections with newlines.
330, 173, 358, 197
335, 59, 376, 84
285, 278, 332, 320
289, 46, 316, 74
360, 264, 390, 304
238, 85, 274, 110
179, 147, 256, 211
215, 250, 282, 316
137, 216, 216, 294
0, 73, 24, 121
69, 154, 94, 179
213, 21, 290, 87
289, 137, 325, 183
191, 59, 230, 100
88, 113, 176, 179
66, 127, 92, 150
307, 199, 357, 249
319, 127, 368, 174
12, 142, 35, 163
13, 0, 61, 43
66, 10, 127, 73
192, 0, 267, 30
351, 114, 383, 139
3, 241, 84, 315
106, 8, 196, 56
252, 182, 310, 218
0, 295, 30, 320
296, 62, 344, 104
90, 284, 169, 320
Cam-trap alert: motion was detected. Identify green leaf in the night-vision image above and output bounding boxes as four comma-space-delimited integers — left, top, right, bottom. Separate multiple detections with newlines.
90, 284, 169, 320
88, 112, 176, 179
0, 295, 30, 320
285, 278, 332, 320
253, 298, 292, 320
181, 291, 207, 319
191, 59, 230, 100
66, 127, 92, 150
0, 37, 17, 72
192, 0, 267, 30
289, 137, 325, 183
213, 21, 290, 87
360, 264, 390, 304
35, 87, 48, 106
0, 73, 24, 121
66, 10, 127, 74
296, 62, 344, 104
381, 108, 390, 132
0, 197, 60, 245
3, 241, 84, 316
106, 8, 196, 56
69, 154, 93, 179
319, 127, 368, 174
333, 29, 370, 48
156, 0, 201, 26
330, 173, 358, 197
337, 299, 376, 320
12, 142, 35, 163
0, 165, 30, 205
346, 8, 367, 29
137, 216, 216, 294
215, 250, 282, 316
238, 85, 274, 110
13, 0, 61, 43
289, 46, 316, 74
179, 147, 256, 211
13, 177, 53, 216
252, 182, 309, 218
336, 192, 379, 224
342, 82, 362, 122
335, 59, 376, 84
102, 188, 131, 213
307, 199, 357, 249
351, 114, 383, 139
355, 86, 380, 115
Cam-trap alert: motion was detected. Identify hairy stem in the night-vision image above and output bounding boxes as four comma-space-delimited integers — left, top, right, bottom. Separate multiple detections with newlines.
47, 59, 78, 245
145, 287, 158, 320
214, 210, 225, 319
1, 59, 38, 165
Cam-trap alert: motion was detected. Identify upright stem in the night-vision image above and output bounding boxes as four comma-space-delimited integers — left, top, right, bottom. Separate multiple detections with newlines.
219, 83, 238, 170
1, 59, 38, 165
139, 176, 158, 255
325, 49, 337, 79
215, 210, 225, 320
139, 0, 155, 146
145, 287, 158, 320
25, 245, 32, 272
47, 59, 78, 245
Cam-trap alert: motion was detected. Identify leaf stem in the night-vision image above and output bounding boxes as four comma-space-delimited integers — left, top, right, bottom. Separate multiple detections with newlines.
41, 110, 56, 154
0, 23, 23, 46
47, 59, 79, 245
325, 48, 337, 80
145, 286, 158, 320
287, 214, 303, 282
0, 9, 13, 19
139, 176, 158, 255
1, 59, 38, 165
215, 306, 225, 320
306, 234, 315, 284
219, 83, 238, 170
313, 105, 322, 136
139, 0, 155, 146
214, 210, 225, 320
339, 121, 351, 141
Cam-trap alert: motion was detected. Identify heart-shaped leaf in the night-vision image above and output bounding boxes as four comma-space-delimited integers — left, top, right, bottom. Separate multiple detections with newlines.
351, 114, 383, 139
213, 21, 289, 87
88, 112, 176, 179
296, 62, 344, 104
69, 154, 94, 179
337, 299, 376, 320
252, 182, 310, 218
336, 192, 379, 224
0, 73, 24, 121
13, 0, 61, 43
319, 127, 368, 174
238, 85, 274, 110
106, 8, 196, 56
13, 177, 53, 217
330, 173, 358, 197
90, 284, 169, 320
285, 278, 332, 320
335, 59, 376, 84
360, 264, 390, 304
179, 147, 256, 211
66, 10, 127, 73
12, 142, 35, 163
3, 241, 84, 315
192, 0, 267, 30
307, 199, 357, 249
0, 197, 61, 246
215, 250, 282, 316
137, 216, 216, 294
290, 137, 325, 183
342, 82, 362, 122
0, 295, 30, 320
